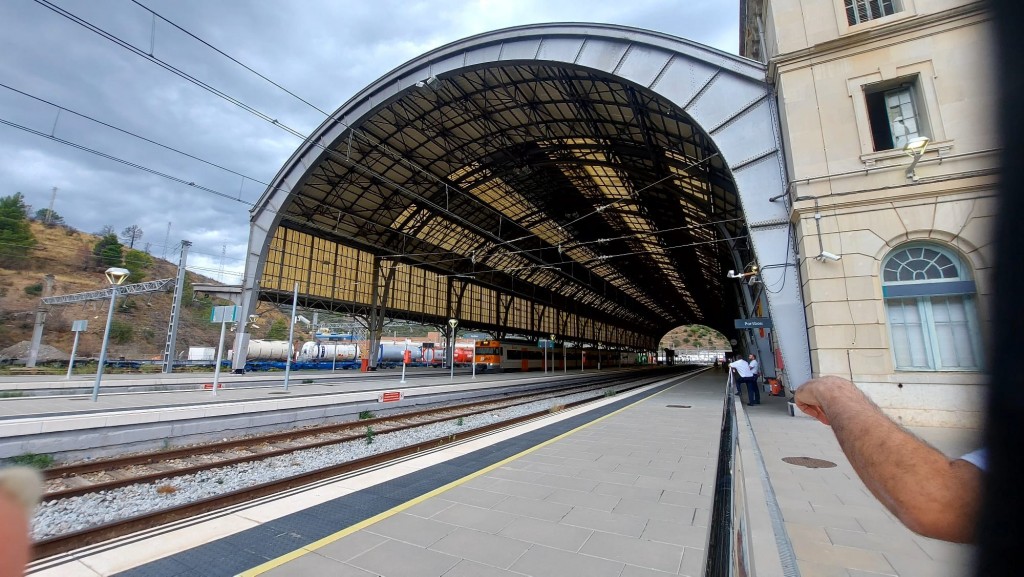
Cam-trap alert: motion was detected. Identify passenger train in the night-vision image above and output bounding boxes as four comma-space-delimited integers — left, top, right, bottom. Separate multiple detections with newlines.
473, 339, 641, 373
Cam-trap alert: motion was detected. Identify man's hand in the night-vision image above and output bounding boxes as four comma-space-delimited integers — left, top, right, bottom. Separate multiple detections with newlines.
794, 375, 858, 426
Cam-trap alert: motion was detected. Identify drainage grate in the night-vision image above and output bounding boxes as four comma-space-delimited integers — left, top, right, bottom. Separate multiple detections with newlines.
665, 404, 692, 408
782, 456, 837, 468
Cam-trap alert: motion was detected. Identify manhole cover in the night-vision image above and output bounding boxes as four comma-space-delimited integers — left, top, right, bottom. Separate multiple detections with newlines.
782, 457, 837, 469
666, 405, 691, 408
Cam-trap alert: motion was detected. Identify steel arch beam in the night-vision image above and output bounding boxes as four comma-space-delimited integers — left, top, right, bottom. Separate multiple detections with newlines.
234, 23, 811, 388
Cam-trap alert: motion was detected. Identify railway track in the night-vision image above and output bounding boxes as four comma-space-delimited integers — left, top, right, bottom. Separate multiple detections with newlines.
33, 367, 691, 559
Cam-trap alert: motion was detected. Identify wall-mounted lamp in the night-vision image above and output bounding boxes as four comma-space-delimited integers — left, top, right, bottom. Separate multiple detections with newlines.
415, 75, 441, 90
904, 136, 930, 181
727, 265, 759, 284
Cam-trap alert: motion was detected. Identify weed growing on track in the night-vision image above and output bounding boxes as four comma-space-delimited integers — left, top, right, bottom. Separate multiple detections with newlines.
365, 426, 375, 445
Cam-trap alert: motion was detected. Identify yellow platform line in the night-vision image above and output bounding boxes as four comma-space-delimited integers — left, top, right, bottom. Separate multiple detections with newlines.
237, 377, 689, 577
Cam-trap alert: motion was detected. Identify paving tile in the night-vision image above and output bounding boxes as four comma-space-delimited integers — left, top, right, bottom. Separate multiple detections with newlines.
365, 512, 457, 547
403, 497, 455, 519
796, 559, 856, 577
633, 475, 704, 494
783, 522, 832, 546
489, 467, 543, 483
492, 494, 572, 522
659, 489, 712, 509
882, 550, 973, 577
678, 546, 705, 577
792, 540, 895, 574
559, 506, 648, 537
519, 461, 584, 476
847, 570, 898, 577
314, 531, 389, 563
619, 564, 678, 577
545, 488, 621, 512
640, 519, 709, 548
825, 527, 927, 558
593, 482, 665, 502
484, 478, 558, 500
261, 552, 375, 577
612, 497, 696, 524
441, 559, 529, 577
782, 509, 869, 532
431, 503, 519, 534
532, 473, 601, 492
692, 507, 710, 527
578, 530, 684, 573
498, 515, 593, 552
575, 468, 640, 485
509, 544, 623, 577
614, 463, 675, 479
438, 485, 510, 508
347, 538, 461, 577
427, 527, 531, 569
911, 535, 975, 563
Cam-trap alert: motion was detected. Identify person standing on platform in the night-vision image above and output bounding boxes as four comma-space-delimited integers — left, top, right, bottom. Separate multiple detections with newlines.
728, 357, 758, 405
748, 353, 760, 385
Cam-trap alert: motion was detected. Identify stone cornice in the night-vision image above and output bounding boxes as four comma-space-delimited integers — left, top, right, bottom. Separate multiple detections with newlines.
767, 2, 990, 80
789, 171, 998, 217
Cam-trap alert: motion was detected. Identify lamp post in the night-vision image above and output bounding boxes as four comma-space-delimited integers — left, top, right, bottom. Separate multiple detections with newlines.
91, 267, 130, 402
550, 334, 555, 375
448, 318, 458, 380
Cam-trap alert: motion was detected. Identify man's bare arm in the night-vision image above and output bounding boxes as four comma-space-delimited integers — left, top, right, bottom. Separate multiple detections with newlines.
795, 376, 982, 543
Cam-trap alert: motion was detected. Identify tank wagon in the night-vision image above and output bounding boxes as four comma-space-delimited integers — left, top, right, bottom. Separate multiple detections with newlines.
300, 342, 360, 362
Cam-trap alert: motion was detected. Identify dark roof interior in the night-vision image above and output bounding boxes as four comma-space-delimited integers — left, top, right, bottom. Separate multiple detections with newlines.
277, 63, 750, 340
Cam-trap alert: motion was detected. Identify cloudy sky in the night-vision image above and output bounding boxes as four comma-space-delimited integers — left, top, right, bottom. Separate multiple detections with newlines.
0, 0, 739, 283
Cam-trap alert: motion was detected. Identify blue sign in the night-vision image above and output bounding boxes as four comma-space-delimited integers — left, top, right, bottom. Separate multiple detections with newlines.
734, 318, 773, 329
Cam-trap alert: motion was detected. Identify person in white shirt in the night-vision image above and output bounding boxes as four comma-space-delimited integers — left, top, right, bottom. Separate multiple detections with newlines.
728, 357, 758, 406
745, 354, 761, 399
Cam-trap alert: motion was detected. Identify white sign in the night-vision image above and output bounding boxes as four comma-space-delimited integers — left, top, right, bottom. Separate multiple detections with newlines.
71, 320, 88, 332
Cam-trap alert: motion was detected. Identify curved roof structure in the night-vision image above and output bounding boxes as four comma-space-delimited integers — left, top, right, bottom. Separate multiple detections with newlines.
237, 23, 809, 382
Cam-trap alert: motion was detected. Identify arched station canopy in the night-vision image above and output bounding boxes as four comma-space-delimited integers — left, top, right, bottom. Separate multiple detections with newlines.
235, 23, 811, 384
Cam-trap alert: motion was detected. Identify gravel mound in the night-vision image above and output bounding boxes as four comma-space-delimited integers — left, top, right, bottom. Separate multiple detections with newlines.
0, 341, 69, 363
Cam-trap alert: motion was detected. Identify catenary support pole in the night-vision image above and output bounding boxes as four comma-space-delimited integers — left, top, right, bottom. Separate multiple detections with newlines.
283, 282, 298, 392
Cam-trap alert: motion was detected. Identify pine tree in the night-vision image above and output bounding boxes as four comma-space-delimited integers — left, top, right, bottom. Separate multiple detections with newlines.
0, 193, 37, 268
124, 248, 153, 283
93, 233, 124, 268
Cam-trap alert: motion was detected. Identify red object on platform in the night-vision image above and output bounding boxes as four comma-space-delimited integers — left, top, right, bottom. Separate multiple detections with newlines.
381, 391, 402, 403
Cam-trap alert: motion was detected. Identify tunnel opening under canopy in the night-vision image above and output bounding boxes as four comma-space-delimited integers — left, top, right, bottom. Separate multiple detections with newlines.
235, 24, 810, 386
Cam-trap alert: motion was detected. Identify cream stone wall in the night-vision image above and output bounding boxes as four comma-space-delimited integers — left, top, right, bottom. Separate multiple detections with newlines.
743, 0, 996, 426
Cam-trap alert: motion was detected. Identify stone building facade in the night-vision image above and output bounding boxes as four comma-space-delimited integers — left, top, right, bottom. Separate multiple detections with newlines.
740, 0, 996, 426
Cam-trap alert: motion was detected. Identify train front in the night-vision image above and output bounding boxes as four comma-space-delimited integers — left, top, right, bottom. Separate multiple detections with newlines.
474, 340, 502, 373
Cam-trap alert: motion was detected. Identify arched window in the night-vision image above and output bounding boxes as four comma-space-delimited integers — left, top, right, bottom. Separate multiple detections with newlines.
882, 244, 980, 371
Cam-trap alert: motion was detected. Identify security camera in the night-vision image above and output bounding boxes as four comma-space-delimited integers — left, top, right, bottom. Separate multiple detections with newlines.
816, 251, 842, 262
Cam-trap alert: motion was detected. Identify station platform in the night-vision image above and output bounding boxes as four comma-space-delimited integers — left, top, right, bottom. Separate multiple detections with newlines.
23, 369, 980, 577
0, 366, 640, 460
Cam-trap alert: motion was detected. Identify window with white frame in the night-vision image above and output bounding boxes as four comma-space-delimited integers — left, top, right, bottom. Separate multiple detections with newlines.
845, 0, 901, 25
864, 78, 928, 151
882, 244, 981, 371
